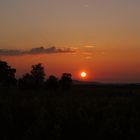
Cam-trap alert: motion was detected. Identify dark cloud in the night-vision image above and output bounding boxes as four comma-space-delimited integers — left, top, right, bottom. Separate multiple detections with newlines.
0, 46, 75, 56
0, 49, 23, 56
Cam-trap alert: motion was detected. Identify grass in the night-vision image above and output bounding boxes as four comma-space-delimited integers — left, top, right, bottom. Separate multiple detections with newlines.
0, 85, 140, 139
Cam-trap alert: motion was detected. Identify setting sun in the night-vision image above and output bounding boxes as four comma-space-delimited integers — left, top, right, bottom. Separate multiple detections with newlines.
80, 72, 87, 78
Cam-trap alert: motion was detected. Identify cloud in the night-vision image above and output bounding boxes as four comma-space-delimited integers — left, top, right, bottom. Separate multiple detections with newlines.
84, 45, 96, 48
0, 49, 23, 56
0, 46, 75, 56
85, 56, 93, 60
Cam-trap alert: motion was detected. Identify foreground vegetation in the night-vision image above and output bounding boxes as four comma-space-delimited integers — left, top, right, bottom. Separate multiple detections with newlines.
0, 84, 140, 139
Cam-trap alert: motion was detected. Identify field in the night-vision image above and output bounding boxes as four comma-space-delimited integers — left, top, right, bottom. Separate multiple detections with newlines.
0, 84, 140, 139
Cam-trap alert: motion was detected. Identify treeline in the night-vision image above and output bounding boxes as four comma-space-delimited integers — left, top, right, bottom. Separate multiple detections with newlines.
0, 60, 72, 90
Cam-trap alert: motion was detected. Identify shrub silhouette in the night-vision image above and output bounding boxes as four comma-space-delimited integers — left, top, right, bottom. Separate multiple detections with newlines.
45, 75, 58, 90
59, 73, 72, 90
0, 60, 16, 87
18, 63, 45, 89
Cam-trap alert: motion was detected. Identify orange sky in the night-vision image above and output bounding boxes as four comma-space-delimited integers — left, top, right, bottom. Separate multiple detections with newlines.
0, 0, 140, 83
1, 46, 140, 83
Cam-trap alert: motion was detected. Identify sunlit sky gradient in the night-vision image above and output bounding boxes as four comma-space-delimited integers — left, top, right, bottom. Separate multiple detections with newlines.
0, 0, 140, 83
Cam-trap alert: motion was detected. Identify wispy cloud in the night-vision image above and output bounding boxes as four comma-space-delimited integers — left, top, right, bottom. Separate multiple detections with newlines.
0, 46, 75, 56
84, 45, 95, 49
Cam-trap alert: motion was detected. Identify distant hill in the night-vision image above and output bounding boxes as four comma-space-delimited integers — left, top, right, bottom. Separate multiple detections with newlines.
72, 80, 102, 85
72, 80, 140, 86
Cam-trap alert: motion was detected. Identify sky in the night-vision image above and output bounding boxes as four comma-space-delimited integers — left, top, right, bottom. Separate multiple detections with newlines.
0, 0, 140, 83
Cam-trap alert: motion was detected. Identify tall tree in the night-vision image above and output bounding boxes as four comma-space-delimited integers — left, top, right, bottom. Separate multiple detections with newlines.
31, 63, 45, 87
18, 63, 45, 89
0, 60, 16, 86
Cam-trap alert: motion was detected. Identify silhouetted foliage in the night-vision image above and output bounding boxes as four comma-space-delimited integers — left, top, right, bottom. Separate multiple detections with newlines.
59, 73, 72, 90
18, 73, 35, 89
0, 60, 16, 87
18, 63, 45, 89
31, 63, 45, 87
45, 75, 58, 90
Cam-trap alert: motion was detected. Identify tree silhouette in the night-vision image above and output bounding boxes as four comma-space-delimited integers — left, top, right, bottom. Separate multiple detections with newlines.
0, 60, 16, 87
18, 73, 34, 89
18, 63, 45, 89
45, 75, 58, 90
59, 73, 72, 90
31, 63, 45, 87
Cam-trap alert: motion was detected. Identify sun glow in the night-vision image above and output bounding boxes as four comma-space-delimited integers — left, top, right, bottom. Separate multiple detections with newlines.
80, 71, 87, 78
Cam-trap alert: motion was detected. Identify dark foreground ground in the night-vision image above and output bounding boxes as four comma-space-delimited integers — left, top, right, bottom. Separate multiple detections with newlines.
0, 84, 140, 139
